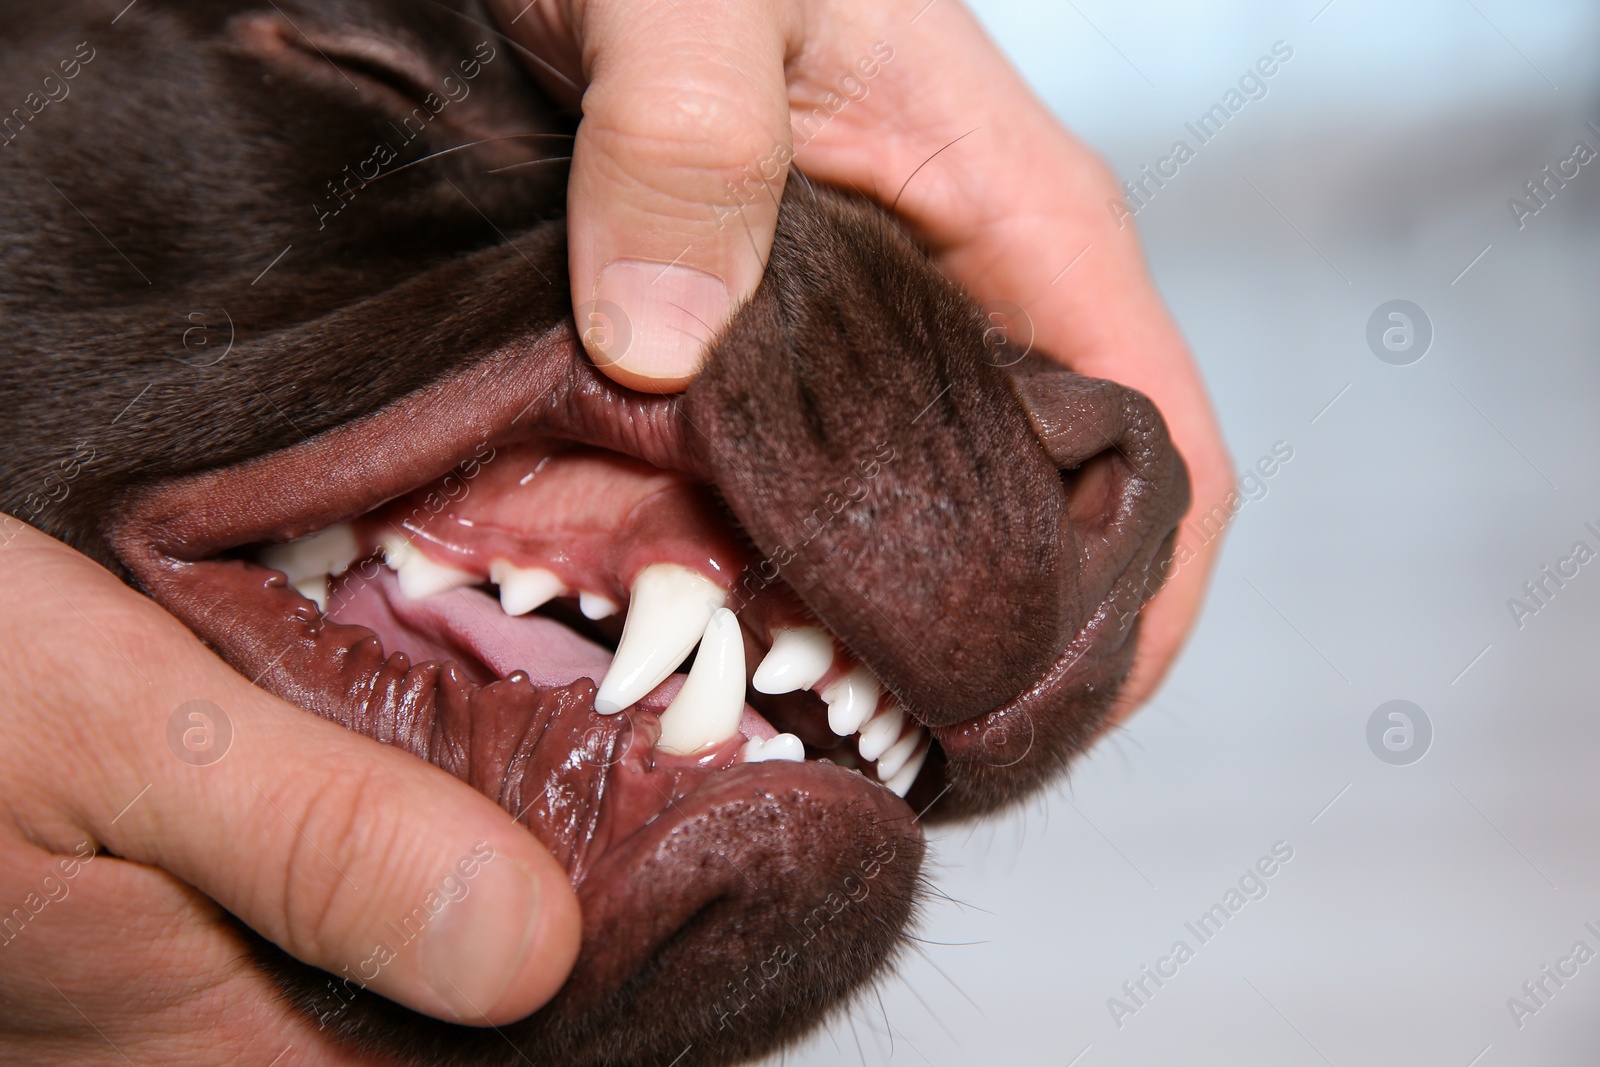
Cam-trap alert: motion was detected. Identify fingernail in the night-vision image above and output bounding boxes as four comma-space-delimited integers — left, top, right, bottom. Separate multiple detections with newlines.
590, 259, 730, 382
417, 857, 542, 1021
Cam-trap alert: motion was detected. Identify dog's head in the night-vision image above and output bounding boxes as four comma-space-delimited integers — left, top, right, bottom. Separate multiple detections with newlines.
0, 1, 1188, 1064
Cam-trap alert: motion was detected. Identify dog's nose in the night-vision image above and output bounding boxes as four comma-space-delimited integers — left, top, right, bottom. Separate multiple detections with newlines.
1007, 360, 1193, 664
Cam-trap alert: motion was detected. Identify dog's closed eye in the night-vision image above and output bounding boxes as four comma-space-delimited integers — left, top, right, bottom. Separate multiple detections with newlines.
229, 5, 557, 175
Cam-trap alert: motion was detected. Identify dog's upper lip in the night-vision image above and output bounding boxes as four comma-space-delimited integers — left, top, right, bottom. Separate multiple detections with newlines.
106, 320, 932, 843
111, 316, 1189, 826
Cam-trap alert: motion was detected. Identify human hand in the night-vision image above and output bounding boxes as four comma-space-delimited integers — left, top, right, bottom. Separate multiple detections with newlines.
0, 522, 580, 1063
489, 0, 1230, 715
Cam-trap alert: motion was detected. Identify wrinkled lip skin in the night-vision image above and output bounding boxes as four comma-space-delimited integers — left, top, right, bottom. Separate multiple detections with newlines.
2, 4, 1187, 1062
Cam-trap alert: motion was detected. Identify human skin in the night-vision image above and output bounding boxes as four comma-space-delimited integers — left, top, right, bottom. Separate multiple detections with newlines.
0, 2, 1228, 1060
492, 0, 1232, 712
0, 523, 580, 1064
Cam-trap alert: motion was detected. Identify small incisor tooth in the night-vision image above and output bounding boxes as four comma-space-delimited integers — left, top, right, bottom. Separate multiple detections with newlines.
381, 534, 478, 600
884, 739, 930, 797
876, 724, 926, 782
656, 608, 746, 755
259, 523, 362, 608
579, 592, 619, 620
821, 665, 881, 736
740, 733, 805, 763
594, 563, 728, 715
489, 559, 564, 616
856, 703, 905, 763
750, 626, 834, 695
290, 574, 331, 613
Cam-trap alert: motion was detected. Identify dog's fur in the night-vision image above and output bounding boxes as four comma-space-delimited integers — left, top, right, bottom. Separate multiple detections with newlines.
0, 2, 1189, 1064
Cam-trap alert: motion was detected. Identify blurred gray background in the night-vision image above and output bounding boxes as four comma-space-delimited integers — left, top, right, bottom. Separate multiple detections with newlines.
772, 1, 1600, 1064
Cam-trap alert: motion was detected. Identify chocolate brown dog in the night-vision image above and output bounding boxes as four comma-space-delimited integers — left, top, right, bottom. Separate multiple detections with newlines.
0, 1, 1189, 1064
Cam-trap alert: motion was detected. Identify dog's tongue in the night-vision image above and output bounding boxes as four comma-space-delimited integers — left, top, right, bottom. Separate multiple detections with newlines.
331, 568, 613, 687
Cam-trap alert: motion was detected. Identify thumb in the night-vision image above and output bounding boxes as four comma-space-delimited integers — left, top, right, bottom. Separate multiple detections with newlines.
562, 0, 795, 391
7, 525, 581, 1026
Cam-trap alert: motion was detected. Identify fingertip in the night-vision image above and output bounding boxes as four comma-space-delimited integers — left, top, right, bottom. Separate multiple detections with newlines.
582, 258, 730, 392
501, 846, 583, 1019
413, 835, 581, 1025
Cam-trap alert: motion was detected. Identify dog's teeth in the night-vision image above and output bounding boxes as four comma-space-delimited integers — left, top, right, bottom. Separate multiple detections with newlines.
290, 574, 331, 612
579, 592, 619, 620
884, 739, 930, 797
381, 534, 478, 600
876, 724, 927, 782
259, 523, 361, 584
594, 563, 727, 715
856, 703, 906, 763
656, 608, 746, 755
750, 626, 834, 695
739, 733, 806, 763
489, 559, 564, 616
821, 665, 881, 737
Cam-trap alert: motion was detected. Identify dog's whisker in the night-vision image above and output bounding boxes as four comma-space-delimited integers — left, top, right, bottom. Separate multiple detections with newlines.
889, 128, 979, 214
369, 134, 574, 185
484, 155, 573, 174
907, 942, 985, 1015
916, 881, 995, 916
872, 986, 894, 1056
793, 167, 819, 205
846, 1011, 869, 1067
418, 0, 583, 96
897, 975, 964, 1047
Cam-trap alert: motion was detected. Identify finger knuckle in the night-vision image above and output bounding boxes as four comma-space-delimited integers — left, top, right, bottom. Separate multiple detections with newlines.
269, 765, 398, 962
587, 80, 789, 195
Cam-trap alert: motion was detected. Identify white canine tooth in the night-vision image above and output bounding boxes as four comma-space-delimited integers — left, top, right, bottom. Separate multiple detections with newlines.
489, 559, 564, 617
381, 534, 478, 600
593, 563, 728, 715
290, 574, 331, 613
856, 703, 906, 763
657, 609, 746, 755
739, 733, 806, 763
876, 724, 927, 782
260, 523, 361, 583
821, 665, 881, 737
884, 740, 930, 797
579, 592, 619, 620
751, 626, 834, 695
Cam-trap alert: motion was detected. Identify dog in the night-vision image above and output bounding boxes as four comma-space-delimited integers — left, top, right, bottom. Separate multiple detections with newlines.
0, 1, 1189, 1064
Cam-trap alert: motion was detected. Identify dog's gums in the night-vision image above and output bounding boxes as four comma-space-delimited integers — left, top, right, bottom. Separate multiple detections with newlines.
0, 2, 1189, 1065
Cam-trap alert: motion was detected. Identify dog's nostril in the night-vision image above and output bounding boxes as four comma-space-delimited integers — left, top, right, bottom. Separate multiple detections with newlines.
1061, 452, 1120, 527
